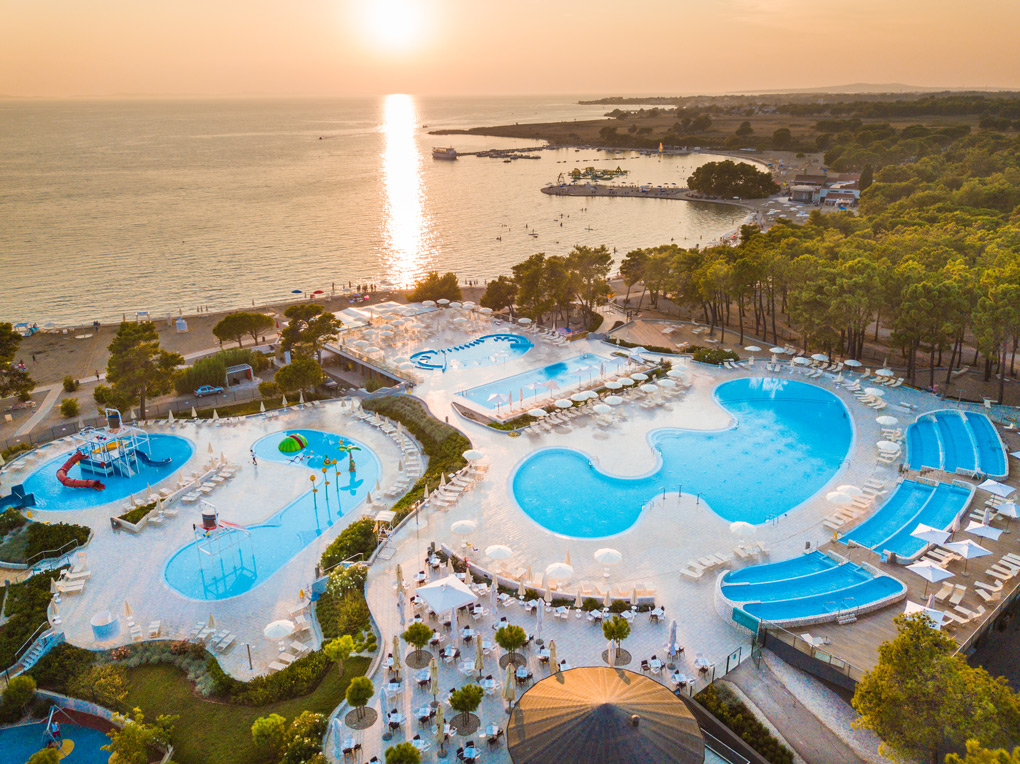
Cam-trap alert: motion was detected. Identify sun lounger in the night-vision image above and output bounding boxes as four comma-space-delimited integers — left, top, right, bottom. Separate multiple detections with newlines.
949, 585, 967, 605
934, 582, 955, 602
976, 588, 1000, 603
955, 604, 985, 620
149, 621, 161, 637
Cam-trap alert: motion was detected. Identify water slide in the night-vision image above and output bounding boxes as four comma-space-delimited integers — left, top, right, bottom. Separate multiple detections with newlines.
136, 450, 171, 467
56, 452, 105, 490
0, 483, 36, 510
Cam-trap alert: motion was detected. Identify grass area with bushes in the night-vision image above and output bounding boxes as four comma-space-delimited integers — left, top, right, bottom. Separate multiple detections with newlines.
0, 522, 89, 565
0, 508, 28, 536
696, 684, 794, 764
117, 501, 157, 525
0, 568, 65, 667
691, 346, 740, 365
1, 442, 33, 461
173, 348, 271, 396
361, 393, 471, 522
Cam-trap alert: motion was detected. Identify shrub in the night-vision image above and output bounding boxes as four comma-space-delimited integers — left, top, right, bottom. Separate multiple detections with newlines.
696, 685, 794, 764
1, 442, 33, 460
606, 338, 675, 354
28, 643, 96, 693
385, 742, 422, 764
360, 394, 471, 523
251, 713, 288, 763
0, 569, 66, 668
206, 651, 334, 706
27, 750, 61, 764
2, 674, 36, 712
62, 375, 80, 393
320, 519, 378, 571
692, 347, 740, 365
24, 522, 90, 562
364, 378, 384, 393
0, 508, 27, 536
68, 663, 128, 711
117, 501, 157, 525
59, 397, 80, 417
281, 711, 327, 764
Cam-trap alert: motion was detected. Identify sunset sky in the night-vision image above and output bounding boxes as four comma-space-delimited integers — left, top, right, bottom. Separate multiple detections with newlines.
2, 0, 1019, 98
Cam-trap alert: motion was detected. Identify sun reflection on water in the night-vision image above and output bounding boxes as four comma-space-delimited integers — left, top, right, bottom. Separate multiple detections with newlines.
381, 93, 432, 287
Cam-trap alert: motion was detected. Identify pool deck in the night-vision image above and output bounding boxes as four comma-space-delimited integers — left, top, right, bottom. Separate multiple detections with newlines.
21, 403, 409, 680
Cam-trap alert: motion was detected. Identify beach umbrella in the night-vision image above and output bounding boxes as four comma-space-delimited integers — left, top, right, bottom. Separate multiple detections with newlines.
124, 600, 134, 619
836, 485, 864, 497
844, 359, 863, 368
666, 369, 685, 379
603, 589, 612, 608
549, 640, 559, 673
190, 406, 197, 418
630, 588, 640, 607
904, 601, 946, 629
810, 354, 828, 363
545, 562, 574, 581
574, 590, 583, 608
864, 387, 886, 397
439, 472, 447, 488
745, 345, 762, 355
729, 521, 756, 537
977, 479, 1015, 498
604, 395, 624, 406
618, 378, 635, 387
396, 564, 404, 591
518, 317, 532, 325
416, 575, 478, 613
906, 561, 954, 595
264, 620, 295, 640
605, 380, 623, 390
167, 410, 175, 424
259, 401, 266, 413
793, 357, 810, 366
475, 636, 485, 676
528, 408, 548, 418
437, 298, 450, 306
593, 403, 612, 415
875, 368, 894, 377
630, 373, 648, 382
392, 635, 402, 673
964, 521, 1003, 542
422, 300, 436, 307
876, 441, 900, 452
211, 409, 219, 421
607, 639, 617, 667
544, 585, 553, 606
299, 391, 305, 405
537, 601, 545, 637
668, 619, 679, 656
463, 449, 484, 462
826, 491, 853, 506
876, 415, 899, 426
451, 519, 476, 536
429, 657, 440, 700
570, 392, 588, 402
657, 379, 677, 389
594, 548, 622, 567
486, 544, 513, 561
910, 524, 951, 546
769, 347, 786, 355
944, 539, 991, 573
554, 399, 573, 409
518, 578, 527, 597
479, 307, 493, 315
281, 394, 288, 406
503, 664, 517, 707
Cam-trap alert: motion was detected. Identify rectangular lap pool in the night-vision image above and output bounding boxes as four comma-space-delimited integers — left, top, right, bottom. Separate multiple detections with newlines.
458, 353, 622, 410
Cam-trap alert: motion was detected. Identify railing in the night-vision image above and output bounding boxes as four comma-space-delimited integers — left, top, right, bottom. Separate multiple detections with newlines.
9, 620, 49, 670
759, 622, 868, 685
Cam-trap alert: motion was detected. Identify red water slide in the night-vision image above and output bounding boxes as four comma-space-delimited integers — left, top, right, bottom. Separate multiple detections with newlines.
56, 452, 105, 490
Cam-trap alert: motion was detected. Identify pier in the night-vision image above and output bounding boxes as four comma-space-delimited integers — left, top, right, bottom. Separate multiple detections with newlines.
541, 183, 690, 199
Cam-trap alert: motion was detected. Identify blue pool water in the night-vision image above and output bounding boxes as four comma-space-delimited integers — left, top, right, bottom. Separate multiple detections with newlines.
741, 577, 905, 623
722, 563, 872, 602
411, 333, 533, 370
163, 429, 379, 600
965, 412, 1007, 477
511, 377, 853, 535
722, 551, 837, 584
854, 482, 973, 560
840, 481, 935, 550
0, 721, 110, 764
21, 434, 193, 511
460, 353, 635, 411
905, 410, 1006, 478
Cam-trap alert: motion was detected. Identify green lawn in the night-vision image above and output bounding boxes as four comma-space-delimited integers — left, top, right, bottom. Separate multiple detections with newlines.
123, 657, 370, 764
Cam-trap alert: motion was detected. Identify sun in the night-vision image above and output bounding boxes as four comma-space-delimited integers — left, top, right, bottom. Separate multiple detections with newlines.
357, 0, 429, 52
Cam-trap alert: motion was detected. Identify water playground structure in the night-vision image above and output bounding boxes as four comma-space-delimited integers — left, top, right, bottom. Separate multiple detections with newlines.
57, 408, 171, 490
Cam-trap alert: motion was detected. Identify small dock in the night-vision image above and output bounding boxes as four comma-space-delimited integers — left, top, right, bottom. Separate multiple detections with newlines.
541, 183, 689, 199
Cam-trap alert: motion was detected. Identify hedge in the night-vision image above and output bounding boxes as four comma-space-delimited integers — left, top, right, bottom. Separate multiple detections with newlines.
206, 651, 334, 706
691, 347, 740, 365
0, 522, 90, 565
696, 685, 794, 764
360, 394, 470, 523
1, 442, 33, 460
173, 348, 270, 396
0, 508, 28, 537
118, 501, 157, 525
0, 569, 65, 668
319, 518, 379, 572
606, 337, 676, 355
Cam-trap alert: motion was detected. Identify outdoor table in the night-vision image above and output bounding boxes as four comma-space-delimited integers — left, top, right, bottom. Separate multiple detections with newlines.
671, 672, 691, 687
460, 627, 476, 641
442, 647, 458, 661
383, 655, 394, 669
415, 705, 432, 724
414, 571, 427, 583
415, 669, 430, 686
621, 609, 636, 622
485, 724, 500, 738
559, 660, 571, 671
429, 555, 441, 568
387, 711, 405, 729
463, 745, 479, 762
412, 737, 428, 751
384, 682, 401, 697
480, 677, 497, 692
649, 658, 663, 673
554, 606, 568, 618
481, 639, 494, 652
537, 648, 551, 663
650, 607, 664, 622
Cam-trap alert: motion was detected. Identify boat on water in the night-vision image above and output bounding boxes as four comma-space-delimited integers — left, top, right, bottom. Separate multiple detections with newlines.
432, 147, 458, 160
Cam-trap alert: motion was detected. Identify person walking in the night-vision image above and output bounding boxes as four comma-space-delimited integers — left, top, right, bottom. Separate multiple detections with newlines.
251, 449, 258, 467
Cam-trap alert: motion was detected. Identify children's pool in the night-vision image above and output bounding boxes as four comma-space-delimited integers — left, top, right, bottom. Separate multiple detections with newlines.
411, 333, 533, 370
459, 353, 623, 410
0, 720, 111, 764
21, 434, 193, 511
163, 429, 379, 600
511, 377, 853, 535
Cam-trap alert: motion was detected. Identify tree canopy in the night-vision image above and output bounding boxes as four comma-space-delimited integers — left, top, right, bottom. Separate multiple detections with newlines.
274, 357, 323, 394
853, 614, 1020, 764
280, 304, 341, 362
687, 160, 778, 198
480, 275, 518, 316
105, 322, 184, 418
0, 322, 35, 400
213, 312, 274, 348
407, 271, 462, 303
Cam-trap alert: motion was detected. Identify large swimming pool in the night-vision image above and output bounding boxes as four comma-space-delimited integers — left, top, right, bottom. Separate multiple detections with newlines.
459, 353, 624, 410
511, 377, 853, 535
411, 333, 533, 370
163, 429, 379, 600
21, 434, 193, 511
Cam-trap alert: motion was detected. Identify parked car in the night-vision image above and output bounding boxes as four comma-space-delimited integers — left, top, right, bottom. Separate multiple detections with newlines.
194, 385, 224, 397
